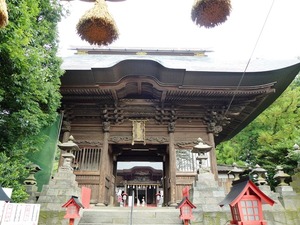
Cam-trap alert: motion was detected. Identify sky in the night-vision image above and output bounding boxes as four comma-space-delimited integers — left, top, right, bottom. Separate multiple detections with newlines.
58, 0, 300, 60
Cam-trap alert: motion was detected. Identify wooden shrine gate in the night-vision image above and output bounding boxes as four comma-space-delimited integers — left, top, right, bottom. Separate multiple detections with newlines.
59, 48, 300, 206
69, 137, 198, 206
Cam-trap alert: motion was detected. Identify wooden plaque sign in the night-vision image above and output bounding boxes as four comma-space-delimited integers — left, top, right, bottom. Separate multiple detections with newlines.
131, 120, 147, 145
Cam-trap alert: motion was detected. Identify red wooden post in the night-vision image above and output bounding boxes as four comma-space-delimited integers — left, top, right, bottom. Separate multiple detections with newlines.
182, 186, 190, 198
69, 218, 74, 225
81, 186, 91, 209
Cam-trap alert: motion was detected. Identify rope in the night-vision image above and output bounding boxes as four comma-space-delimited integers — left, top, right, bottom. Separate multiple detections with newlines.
224, 0, 276, 116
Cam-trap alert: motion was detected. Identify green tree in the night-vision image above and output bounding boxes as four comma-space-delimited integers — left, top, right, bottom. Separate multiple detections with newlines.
216, 141, 244, 166
0, 0, 63, 202
217, 80, 300, 184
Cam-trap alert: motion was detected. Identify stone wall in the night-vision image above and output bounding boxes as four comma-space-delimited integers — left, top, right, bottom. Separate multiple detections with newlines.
190, 171, 300, 225
290, 172, 300, 193
190, 210, 300, 225
38, 211, 67, 225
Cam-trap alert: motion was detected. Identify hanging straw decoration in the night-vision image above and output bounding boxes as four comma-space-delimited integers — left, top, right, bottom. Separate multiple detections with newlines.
191, 0, 231, 28
0, 0, 8, 28
76, 0, 119, 45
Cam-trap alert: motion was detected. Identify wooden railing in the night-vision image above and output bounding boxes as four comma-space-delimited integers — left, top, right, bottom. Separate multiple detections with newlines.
73, 147, 101, 171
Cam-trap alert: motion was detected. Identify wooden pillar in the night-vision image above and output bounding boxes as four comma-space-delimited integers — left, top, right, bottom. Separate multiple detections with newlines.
208, 132, 218, 180
162, 161, 168, 206
96, 122, 110, 206
168, 122, 177, 206
62, 121, 71, 142
108, 148, 115, 206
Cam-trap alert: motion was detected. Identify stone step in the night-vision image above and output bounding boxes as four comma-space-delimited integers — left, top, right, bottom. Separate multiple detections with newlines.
79, 223, 182, 225
78, 207, 183, 225
79, 223, 181, 225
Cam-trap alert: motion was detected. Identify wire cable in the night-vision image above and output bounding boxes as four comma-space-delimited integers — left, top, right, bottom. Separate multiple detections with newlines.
225, 0, 276, 116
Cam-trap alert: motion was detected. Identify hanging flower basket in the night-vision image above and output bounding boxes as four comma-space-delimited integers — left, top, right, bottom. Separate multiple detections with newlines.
191, 0, 231, 28
76, 0, 119, 45
0, 0, 8, 28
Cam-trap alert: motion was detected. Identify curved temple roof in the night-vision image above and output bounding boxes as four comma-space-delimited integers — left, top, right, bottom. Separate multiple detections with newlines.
60, 49, 300, 144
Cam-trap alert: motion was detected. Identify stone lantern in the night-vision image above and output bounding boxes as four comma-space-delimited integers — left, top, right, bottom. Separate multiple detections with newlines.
251, 164, 268, 186
290, 144, 300, 192
24, 164, 41, 203
58, 135, 80, 171
291, 144, 300, 172
273, 165, 290, 186
228, 163, 244, 181
37, 137, 82, 212
24, 164, 41, 186
192, 137, 212, 173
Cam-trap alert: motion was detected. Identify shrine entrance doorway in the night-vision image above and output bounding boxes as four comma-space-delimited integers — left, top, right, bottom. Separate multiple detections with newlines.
113, 144, 168, 207
126, 183, 159, 206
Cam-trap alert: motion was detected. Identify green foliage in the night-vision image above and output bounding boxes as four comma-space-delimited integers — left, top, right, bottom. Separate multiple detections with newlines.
216, 79, 300, 186
216, 141, 244, 166
0, 152, 29, 201
52, 147, 60, 174
0, 0, 63, 202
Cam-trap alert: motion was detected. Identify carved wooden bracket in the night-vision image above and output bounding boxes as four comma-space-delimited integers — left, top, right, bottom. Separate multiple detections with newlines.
204, 107, 231, 136
174, 140, 198, 149
155, 105, 177, 124
101, 103, 124, 124
109, 136, 168, 144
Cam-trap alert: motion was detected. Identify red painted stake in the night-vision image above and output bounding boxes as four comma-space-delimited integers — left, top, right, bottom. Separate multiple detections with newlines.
69, 218, 74, 225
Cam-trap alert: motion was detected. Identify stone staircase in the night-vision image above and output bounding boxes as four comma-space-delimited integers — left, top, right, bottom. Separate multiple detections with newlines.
190, 172, 227, 212
78, 207, 183, 225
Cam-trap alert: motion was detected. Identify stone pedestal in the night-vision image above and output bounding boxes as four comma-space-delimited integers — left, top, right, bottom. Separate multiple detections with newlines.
290, 172, 300, 193
37, 169, 81, 211
275, 185, 300, 210
275, 186, 296, 196
25, 185, 39, 203
258, 185, 284, 211
190, 172, 227, 212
